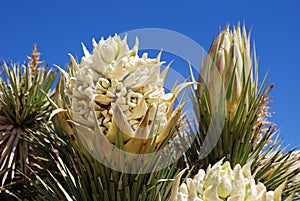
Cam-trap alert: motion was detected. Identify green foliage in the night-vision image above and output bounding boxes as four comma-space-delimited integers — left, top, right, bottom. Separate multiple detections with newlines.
0, 47, 57, 198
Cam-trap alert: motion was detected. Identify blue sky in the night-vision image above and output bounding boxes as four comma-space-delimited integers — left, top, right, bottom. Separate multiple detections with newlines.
0, 0, 299, 148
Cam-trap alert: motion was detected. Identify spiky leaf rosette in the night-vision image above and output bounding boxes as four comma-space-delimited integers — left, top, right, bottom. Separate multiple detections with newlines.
0, 46, 57, 198
34, 34, 189, 200
31, 115, 182, 201
184, 24, 299, 199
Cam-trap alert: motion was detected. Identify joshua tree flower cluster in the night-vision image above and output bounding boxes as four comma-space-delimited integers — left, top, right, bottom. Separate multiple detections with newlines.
66, 35, 182, 154
170, 159, 290, 201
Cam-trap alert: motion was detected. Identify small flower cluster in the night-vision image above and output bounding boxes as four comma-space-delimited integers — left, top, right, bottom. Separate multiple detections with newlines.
170, 159, 287, 201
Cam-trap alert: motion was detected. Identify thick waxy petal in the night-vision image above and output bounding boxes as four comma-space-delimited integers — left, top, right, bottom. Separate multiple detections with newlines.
274, 181, 286, 201
203, 184, 223, 201
106, 105, 134, 143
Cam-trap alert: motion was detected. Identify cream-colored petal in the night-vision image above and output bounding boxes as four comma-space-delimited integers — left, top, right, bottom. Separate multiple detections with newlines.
169, 168, 187, 201
177, 192, 188, 201
227, 195, 242, 201
179, 183, 188, 195
266, 191, 274, 201
128, 98, 148, 120
274, 180, 286, 201
203, 183, 223, 201
100, 43, 115, 64
123, 109, 149, 154
218, 177, 232, 198
81, 42, 91, 58
92, 50, 108, 73
230, 165, 245, 200
69, 54, 79, 71
106, 104, 134, 143
155, 104, 182, 144
94, 94, 112, 105
112, 61, 129, 81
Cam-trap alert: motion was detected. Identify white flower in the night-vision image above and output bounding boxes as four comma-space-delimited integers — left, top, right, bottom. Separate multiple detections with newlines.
66, 34, 186, 153
170, 159, 286, 201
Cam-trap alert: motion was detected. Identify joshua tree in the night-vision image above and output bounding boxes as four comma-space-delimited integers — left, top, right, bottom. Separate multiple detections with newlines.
0, 24, 299, 200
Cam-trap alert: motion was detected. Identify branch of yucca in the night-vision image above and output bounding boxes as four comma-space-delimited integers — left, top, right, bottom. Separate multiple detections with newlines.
184, 23, 300, 199
0, 45, 57, 198
28, 76, 185, 201
29, 35, 190, 201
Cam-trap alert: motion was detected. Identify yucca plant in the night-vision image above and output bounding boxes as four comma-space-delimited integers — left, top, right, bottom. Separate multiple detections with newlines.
183, 24, 300, 199
0, 45, 57, 199
32, 34, 190, 200
1, 24, 298, 201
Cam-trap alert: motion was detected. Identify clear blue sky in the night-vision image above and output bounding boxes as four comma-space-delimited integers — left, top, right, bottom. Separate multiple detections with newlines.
0, 0, 299, 148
